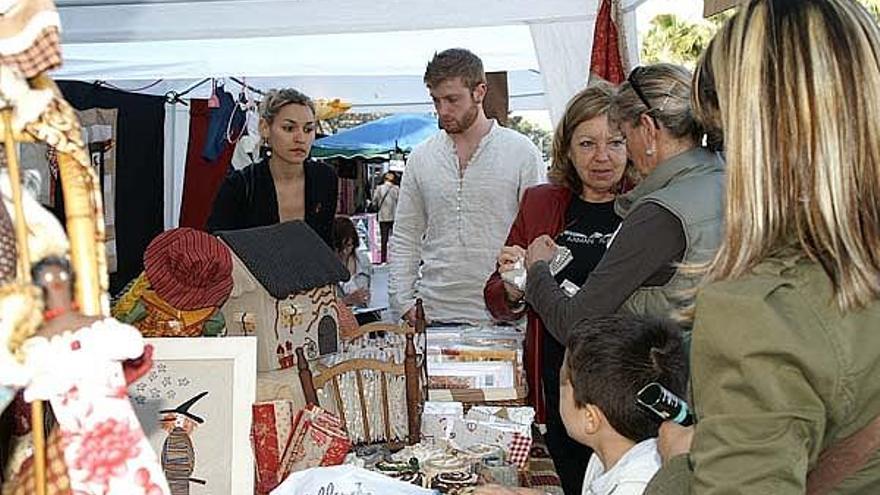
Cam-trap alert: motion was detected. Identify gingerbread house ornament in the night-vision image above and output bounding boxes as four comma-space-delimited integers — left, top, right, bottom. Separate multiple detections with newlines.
217, 221, 349, 374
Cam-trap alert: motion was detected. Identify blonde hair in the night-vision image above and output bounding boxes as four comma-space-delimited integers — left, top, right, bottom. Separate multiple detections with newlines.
694, 0, 880, 311
549, 80, 618, 192
613, 63, 702, 143
259, 88, 315, 123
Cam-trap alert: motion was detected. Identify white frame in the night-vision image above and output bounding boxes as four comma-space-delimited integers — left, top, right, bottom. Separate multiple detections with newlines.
135, 337, 257, 494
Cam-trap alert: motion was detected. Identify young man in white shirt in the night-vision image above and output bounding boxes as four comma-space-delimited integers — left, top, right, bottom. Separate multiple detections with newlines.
389, 48, 545, 325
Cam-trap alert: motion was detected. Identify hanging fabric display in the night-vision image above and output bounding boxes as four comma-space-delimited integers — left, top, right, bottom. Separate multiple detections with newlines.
53, 81, 166, 295
178, 99, 237, 231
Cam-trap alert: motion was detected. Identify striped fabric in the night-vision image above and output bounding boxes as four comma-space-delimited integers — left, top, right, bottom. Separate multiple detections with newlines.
143, 228, 233, 311
162, 429, 195, 494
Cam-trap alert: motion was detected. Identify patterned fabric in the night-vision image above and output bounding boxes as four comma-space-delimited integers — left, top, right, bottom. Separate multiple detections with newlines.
135, 289, 216, 338
144, 228, 233, 310
3, 428, 72, 495
0, 200, 15, 284
251, 400, 297, 494
23, 319, 171, 494
161, 429, 195, 495
523, 432, 563, 495
0, 0, 62, 78
507, 432, 532, 468
0, 26, 60, 79
589, 0, 626, 84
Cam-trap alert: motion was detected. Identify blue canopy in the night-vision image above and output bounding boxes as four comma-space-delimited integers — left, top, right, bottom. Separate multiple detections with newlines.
313, 113, 438, 159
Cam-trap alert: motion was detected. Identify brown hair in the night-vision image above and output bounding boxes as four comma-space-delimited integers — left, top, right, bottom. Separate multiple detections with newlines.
259, 88, 316, 124
549, 81, 619, 193
333, 216, 360, 254
562, 315, 688, 443
692, 0, 880, 312
423, 48, 486, 90
613, 63, 702, 143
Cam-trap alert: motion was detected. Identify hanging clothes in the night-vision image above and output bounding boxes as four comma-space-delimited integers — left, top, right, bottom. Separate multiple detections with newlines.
202, 87, 246, 162
56, 81, 166, 295
179, 99, 237, 231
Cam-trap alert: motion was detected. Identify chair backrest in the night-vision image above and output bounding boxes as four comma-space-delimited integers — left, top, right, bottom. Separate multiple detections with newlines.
296, 300, 426, 445
342, 299, 427, 344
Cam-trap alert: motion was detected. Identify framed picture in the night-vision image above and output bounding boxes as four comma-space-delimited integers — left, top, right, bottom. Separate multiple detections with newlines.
128, 337, 257, 495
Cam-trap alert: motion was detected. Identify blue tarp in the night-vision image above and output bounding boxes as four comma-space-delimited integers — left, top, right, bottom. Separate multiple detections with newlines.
313, 113, 438, 159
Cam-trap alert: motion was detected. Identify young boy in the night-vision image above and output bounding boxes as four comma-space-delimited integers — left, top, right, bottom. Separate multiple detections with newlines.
559, 315, 688, 495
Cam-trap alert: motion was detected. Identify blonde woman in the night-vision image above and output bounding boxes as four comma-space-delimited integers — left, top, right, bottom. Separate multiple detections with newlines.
649, 1, 880, 493
207, 88, 337, 246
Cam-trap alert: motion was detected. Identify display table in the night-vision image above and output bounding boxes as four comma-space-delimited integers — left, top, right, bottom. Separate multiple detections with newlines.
522, 430, 564, 494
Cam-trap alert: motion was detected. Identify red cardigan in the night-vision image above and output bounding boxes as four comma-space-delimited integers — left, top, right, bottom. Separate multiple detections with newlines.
483, 183, 572, 423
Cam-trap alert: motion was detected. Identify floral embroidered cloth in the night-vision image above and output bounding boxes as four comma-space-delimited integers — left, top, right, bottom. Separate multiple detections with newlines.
23, 318, 171, 494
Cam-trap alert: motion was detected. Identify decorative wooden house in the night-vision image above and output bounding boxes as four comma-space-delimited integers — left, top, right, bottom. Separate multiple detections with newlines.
217, 221, 349, 377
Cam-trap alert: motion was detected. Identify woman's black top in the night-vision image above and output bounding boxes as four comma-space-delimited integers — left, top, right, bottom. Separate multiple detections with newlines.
206, 158, 337, 247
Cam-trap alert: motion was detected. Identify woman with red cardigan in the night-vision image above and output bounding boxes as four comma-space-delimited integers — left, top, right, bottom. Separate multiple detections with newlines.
484, 81, 630, 495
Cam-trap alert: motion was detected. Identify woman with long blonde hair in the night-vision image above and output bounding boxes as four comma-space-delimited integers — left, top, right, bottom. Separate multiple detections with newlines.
649, 1, 880, 493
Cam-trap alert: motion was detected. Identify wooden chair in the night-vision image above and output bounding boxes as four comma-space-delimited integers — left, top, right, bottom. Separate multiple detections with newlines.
297, 300, 426, 446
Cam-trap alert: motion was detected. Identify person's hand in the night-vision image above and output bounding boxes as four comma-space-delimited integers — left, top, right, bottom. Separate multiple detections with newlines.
657, 421, 694, 464
343, 288, 370, 307
123, 344, 154, 386
526, 235, 558, 269
473, 486, 543, 495
497, 246, 526, 303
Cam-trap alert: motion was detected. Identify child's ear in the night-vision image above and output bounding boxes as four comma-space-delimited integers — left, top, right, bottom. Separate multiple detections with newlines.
583, 404, 604, 435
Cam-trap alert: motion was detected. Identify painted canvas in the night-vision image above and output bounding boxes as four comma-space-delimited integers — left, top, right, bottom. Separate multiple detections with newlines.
128, 337, 257, 495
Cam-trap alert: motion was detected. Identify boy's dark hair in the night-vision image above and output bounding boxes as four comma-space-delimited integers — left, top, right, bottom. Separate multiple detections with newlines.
562, 315, 689, 443
423, 48, 486, 90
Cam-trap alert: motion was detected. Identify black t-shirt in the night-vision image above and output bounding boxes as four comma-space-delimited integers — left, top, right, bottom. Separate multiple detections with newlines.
542, 197, 621, 418
553, 198, 622, 288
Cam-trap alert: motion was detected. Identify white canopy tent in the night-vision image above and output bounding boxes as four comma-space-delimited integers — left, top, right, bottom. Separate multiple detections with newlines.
51, 0, 650, 227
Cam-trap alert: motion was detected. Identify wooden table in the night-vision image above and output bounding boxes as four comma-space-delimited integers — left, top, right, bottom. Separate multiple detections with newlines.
520, 427, 564, 494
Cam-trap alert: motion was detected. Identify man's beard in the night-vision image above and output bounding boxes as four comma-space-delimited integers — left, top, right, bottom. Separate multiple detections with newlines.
440, 102, 479, 134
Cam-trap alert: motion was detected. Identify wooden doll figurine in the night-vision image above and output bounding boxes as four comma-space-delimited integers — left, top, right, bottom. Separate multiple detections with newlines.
32, 256, 98, 338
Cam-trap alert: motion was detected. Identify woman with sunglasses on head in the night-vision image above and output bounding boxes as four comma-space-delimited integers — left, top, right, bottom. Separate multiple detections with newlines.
485, 81, 631, 494
523, 63, 725, 346
647, 1, 880, 493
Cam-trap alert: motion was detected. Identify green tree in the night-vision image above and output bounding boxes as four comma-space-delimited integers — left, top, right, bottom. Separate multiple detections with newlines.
506, 114, 551, 160
640, 14, 717, 68
640, 1, 880, 69
861, 0, 880, 19
320, 112, 387, 136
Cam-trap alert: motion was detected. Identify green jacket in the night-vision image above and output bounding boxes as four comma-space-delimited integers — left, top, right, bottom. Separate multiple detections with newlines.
647, 257, 880, 494
615, 148, 725, 329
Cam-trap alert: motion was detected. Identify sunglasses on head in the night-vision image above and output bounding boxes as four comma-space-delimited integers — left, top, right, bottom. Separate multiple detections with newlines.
628, 67, 661, 130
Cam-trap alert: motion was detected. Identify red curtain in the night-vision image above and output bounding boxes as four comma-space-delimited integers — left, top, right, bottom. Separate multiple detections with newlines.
590, 0, 626, 84
179, 99, 236, 230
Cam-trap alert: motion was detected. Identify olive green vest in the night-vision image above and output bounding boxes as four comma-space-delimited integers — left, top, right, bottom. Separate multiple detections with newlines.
614, 148, 725, 329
